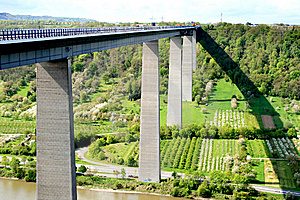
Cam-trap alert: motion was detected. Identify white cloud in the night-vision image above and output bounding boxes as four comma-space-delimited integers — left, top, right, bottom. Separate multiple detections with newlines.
0, 0, 299, 24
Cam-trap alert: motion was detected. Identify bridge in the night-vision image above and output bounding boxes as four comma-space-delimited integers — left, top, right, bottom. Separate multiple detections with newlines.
0, 26, 198, 200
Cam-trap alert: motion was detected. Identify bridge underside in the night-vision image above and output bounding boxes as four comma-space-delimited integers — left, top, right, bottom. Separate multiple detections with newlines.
0, 29, 192, 70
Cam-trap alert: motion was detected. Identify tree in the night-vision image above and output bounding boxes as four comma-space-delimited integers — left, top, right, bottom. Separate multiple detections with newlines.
1, 156, 9, 168
125, 133, 135, 143
78, 165, 87, 173
72, 61, 84, 72
197, 180, 211, 198
10, 157, 20, 174
25, 169, 36, 182
287, 128, 297, 138
121, 168, 126, 179
172, 171, 178, 179
195, 95, 201, 106
126, 156, 137, 167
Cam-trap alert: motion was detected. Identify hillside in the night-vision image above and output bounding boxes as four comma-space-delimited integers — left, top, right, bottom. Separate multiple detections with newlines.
0, 21, 299, 199
0, 23, 299, 136
0, 12, 97, 22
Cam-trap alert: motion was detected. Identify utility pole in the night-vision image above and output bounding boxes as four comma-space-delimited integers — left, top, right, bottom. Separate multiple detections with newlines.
221, 13, 223, 23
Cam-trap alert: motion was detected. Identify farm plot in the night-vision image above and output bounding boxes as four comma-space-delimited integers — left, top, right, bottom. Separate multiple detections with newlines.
0, 117, 35, 134
265, 160, 297, 188
261, 115, 275, 129
198, 139, 240, 172
247, 140, 268, 158
209, 110, 246, 129
264, 159, 279, 184
274, 161, 297, 188
266, 137, 297, 158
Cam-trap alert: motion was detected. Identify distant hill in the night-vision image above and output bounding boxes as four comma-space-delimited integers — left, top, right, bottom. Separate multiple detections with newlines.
0, 12, 97, 22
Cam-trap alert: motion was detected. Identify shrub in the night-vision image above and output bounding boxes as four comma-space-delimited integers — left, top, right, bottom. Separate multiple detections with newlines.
197, 180, 211, 198
78, 165, 87, 173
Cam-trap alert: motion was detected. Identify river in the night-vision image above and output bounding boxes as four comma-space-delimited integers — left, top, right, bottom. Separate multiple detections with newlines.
0, 178, 186, 200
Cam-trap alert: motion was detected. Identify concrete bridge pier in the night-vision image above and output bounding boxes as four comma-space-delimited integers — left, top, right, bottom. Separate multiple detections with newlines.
167, 37, 182, 128
192, 30, 197, 70
36, 59, 77, 200
182, 35, 193, 101
139, 40, 161, 183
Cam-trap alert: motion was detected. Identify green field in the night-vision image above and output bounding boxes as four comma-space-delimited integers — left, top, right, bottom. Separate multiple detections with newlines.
268, 96, 300, 129
247, 139, 269, 158
160, 95, 204, 126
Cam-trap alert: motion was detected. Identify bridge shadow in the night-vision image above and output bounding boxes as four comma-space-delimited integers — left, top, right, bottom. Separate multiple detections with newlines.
195, 27, 299, 196
195, 26, 283, 130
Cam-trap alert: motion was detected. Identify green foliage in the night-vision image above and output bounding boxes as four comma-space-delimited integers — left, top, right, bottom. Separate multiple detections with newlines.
87, 138, 106, 159
74, 131, 96, 148
1, 156, 9, 168
185, 137, 196, 170
126, 155, 137, 167
172, 138, 186, 168
121, 168, 126, 179
24, 169, 36, 182
201, 23, 300, 99
179, 138, 191, 169
287, 128, 297, 138
78, 165, 87, 173
10, 157, 20, 174
197, 180, 211, 198
191, 138, 201, 170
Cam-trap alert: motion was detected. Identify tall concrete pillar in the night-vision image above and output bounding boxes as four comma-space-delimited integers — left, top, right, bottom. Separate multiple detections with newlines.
139, 40, 160, 183
192, 30, 197, 70
167, 37, 182, 128
182, 36, 193, 101
36, 59, 77, 200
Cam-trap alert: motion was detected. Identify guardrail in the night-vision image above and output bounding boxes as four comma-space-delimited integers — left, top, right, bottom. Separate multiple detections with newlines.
0, 26, 190, 41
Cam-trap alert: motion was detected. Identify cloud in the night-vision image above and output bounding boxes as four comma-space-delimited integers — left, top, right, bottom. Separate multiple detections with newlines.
0, 0, 299, 24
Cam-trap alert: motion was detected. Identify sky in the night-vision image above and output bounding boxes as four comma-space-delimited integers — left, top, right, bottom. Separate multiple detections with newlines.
0, 0, 299, 24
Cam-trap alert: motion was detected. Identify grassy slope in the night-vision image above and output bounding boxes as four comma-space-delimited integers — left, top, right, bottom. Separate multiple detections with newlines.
204, 79, 248, 123
1, 77, 298, 133
267, 96, 300, 128
160, 95, 204, 127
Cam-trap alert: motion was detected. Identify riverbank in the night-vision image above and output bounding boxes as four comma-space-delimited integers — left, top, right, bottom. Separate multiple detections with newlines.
77, 186, 193, 199
0, 178, 193, 200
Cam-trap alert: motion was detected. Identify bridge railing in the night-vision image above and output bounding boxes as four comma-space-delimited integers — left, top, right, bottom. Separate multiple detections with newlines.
0, 26, 188, 41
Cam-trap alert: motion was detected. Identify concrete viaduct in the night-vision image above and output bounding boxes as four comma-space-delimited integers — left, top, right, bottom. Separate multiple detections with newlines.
0, 26, 198, 200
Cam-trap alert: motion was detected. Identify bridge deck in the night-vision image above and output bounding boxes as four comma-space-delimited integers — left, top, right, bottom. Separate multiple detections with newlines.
0, 26, 195, 69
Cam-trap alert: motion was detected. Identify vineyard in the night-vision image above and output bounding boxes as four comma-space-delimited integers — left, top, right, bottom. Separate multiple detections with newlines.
208, 110, 246, 129
102, 138, 300, 171
0, 117, 35, 134
0, 116, 107, 136
103, 138, 244, 173
98, 137, 300, 189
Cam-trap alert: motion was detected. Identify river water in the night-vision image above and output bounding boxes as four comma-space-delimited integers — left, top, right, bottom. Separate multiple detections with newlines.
0, 178, 185, 200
